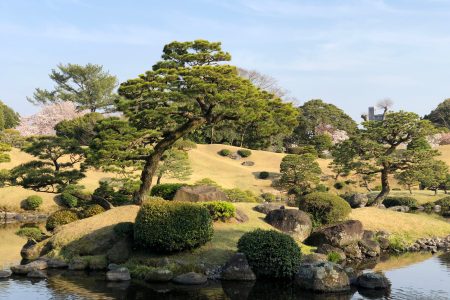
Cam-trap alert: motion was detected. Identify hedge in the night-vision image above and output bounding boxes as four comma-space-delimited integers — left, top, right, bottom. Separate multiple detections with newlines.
200, 201, 236, 221
298, 192, 351, 227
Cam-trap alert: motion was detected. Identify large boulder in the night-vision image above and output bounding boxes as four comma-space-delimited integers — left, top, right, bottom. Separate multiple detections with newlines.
359, 239, 381, 258
106, 267, 131, 281
356, 272, 391, 289
107, 238, 131, 264
295, 262, 350, 293
11, 260, 48, 275
316, 244, 346, 261
47, 258, 68, 269
264, 209, 312, 241
221, 253, 256, 281
254, 203, 284, 215
345, 193, 368, 208
172, 272, 207, 285
173, 185, 228, 202
343, 243, 363, 260
305, 220, 364, 247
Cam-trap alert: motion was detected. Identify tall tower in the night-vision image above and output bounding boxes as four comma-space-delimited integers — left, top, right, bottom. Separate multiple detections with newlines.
368, 107, 375, 121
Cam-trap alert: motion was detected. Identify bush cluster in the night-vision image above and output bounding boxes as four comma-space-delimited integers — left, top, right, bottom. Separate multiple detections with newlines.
60, 192, 78, 208
224, 188, 258, 202
315, 184, 329, 192
16, 226, 43, 241
259, 171, 270, 179
22, 195, 43, 211
237, 149, 252, 157
237, 229, 302, 278
150, 183, 185, 200
60, 184, 92, 207
134, 200, 213, 252
260, 192, 276, 202
194, 178, 221, 187
219, 149, 232, 156
93, 181, 134, 206
79, 204, 105, 218
200, 201, 236, 221
382, 196, 418, 208
46, 209, 79, 231
298, 192, 351, 228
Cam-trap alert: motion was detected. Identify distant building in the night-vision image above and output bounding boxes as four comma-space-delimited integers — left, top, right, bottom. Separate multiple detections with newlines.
368, 107, 384, 121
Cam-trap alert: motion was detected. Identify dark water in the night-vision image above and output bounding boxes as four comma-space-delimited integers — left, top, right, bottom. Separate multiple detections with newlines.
1, 253, 449, 300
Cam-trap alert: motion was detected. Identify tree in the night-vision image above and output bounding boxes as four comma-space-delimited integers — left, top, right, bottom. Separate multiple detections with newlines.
376, 98, 394, 120
55, 112, 104, 145
238, 68, 288, 99
156, 149, 192, 184
288, 99, 357, 149
27, 63, 118, 112
395, 167, 421, 194
278, 154, 321, 195
0, 100, 20, 130
90, 40, 283, 204
332, 111, 439, 205
419, 160, 449, 195
425, 99, 450, 129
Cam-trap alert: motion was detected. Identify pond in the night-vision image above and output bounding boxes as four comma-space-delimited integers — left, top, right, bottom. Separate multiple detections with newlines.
1, 223, 449, 300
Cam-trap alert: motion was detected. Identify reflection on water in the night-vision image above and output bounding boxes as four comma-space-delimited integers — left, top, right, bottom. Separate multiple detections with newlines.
0, 252, 449, 300
0, 222, 27, 269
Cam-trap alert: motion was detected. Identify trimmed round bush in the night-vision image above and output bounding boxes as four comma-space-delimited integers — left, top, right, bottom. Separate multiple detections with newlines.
150, 183, 185, 200
237, 149, 252, 158
383, 196, 418, 208
435, 197, 450, 214
60, 192, 78, 208
259, 171, 270, 179
22, 195, 43, 211
333, 181, 346, 190
219, 149, 232, 156
237, 229, 302, 278
315, 184, 329, 193
46, 209, 79, 231
260, 192, 276, 202
134, 200, 213, 252
79, 204, 105, 218
200, 201, 236, 221
298, 192, 351, 227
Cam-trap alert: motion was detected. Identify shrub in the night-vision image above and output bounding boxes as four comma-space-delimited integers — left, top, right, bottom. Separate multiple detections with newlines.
134, 200, 213, 252
60, 184, 91, 206
46, 209, 79, 231
388, 234, 410, 252
327, 252, 343, 263
224, 188, 258, 202
79, 204, 105, 218
194, 178, 222, 188
237, 229, 302, 278
435, 197, 450, 210
114, 222, 134, 238
334, 181, 346, 190
150, 183, 185, 200
200, 201, 236, 221
259, 171, 270, 179
298, 192, 351, 228
237, 149, 252, 158
16, 226, 43, 241
315, 184, 329, 192
288, 145, 318, 157
22, 195, 43, 211
219, 149, 232, 156
260, 192, 276, 202
93, 181, 134, 206
383, 196, 418, 208
60, 192, 78, 208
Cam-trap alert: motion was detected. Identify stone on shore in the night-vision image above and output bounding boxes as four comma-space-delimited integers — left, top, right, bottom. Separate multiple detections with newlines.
145, 268, 174, 282
106, 267, 131, 281
295, 262, 350, 293
356, 272, 391, 289
221, 253, 256, 281
172, 272, 207, 285
305, 220, 364, 248
0, 270, 12, 278
173, 185, 228, 202
264, 209, 312, 241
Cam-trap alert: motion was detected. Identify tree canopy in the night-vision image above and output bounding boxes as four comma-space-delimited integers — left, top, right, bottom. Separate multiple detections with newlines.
425, 99, 450, 129
0, 100, 20, 130
277, 153, 321, 195
27, 63, 118, 112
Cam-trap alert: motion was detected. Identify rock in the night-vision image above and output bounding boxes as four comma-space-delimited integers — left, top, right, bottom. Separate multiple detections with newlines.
344, 267, 362, 285
69, 257, 89, 270
0, 270, 12, 278
106, 267, 131, 281
20, 239, 39, 260
241, 161, 255, 166
387, 205, 410, 212
221, 253, 256, 281
305, 220, 364, 248
359, 239, 381, 257
434, 205, 442, 213
229, 153, 242, 160
11, 265, 30, 275
301, 253, 328, 264
356, 272, 391, 289
87, 255, 108, 270
295, 262, 350, 293
234, 208, 249, 223
343, 243, 363, 260
47, 258, 68, 269
363, 230, 375, 240
172, 272, 207, 285
254, 203, 283, 214
145, 268, 174, 282
108, 263, 120, 271
107, 238, 130, 264
316, 244, 346, 261
155, 257, 171, 268
264, 209, 312, 241
346, 193, 368, 208
378, 237, 390, 250
27, 270, 47, 279
173, 185, 228, 202
26, 260, 48, 270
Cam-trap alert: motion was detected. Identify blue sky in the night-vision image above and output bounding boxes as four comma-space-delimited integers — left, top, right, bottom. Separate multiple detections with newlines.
2, 0, 450, 121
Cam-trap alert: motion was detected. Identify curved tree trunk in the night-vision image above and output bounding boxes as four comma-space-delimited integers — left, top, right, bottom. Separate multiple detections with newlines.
374, 168, 390, 206
133, 117, 206, 205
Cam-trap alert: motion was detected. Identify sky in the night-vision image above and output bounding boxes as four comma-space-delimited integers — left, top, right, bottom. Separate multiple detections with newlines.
2, 0, 450, 121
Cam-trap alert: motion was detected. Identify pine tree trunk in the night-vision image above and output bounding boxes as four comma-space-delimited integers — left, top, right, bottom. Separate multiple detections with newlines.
374, 169, 390, 206
156, 175, 162, 185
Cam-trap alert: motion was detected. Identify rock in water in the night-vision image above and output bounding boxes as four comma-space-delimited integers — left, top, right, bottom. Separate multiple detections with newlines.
221, 253, 256, 281
305, 220, 364, 247
106, 267, 131, 281
295, 262, 350, 293
172, 272, 207, 285
0, 270, 12, 278
27, 270, 47, 279
264, 209, 312, 241
173, 185, 228, 202
47, 258, 68, 269
356, 272, 391, 289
